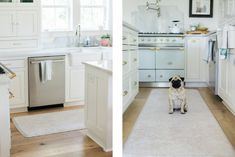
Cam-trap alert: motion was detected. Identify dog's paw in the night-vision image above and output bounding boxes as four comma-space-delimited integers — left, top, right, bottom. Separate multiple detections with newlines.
169, 111, 174, 114
181, 112, 185, 114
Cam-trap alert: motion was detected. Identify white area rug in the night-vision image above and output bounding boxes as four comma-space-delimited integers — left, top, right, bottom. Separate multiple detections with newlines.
124, 89, 235, 157
13, 109, 85, 137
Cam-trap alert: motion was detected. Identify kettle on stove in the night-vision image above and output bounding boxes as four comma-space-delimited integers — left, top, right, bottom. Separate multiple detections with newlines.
169, 20, 182, 34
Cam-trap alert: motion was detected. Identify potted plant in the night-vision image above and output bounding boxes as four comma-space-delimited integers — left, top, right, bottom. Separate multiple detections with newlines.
100, 34, 111, 47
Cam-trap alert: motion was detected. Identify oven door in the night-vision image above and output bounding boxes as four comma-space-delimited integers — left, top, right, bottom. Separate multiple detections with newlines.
155, 47, 185, 69
139, 47, 156, 69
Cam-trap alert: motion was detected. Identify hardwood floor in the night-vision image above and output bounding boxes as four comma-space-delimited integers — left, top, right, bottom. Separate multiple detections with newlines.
123, 87, 235, 149
10, 106, 112, 157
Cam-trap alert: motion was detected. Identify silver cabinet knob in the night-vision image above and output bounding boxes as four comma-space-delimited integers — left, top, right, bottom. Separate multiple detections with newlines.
147, 75, 151, 78
123, 90, 128, 96
122, 61, 127, 65
123, 36, 127, 40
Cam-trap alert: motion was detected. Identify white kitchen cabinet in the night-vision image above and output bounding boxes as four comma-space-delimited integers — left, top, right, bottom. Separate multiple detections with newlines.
66, 49, 112, 104
218, 49, 235, 115
0, 75, 11, 157
123, 22, 139, 113
0, 11, 38, 38
66, 68, 85, 102
9, 69, 27, 108
0, 11, 15, 37
16, 10, 38, 37
0, 59, 28, 109
84, 62, 112, 152
185, 36, 208, 86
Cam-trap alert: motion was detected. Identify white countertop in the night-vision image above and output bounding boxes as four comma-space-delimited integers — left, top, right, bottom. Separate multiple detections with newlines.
83, 60, 112, 74
0, 47, 112, 60
183, 31, 216, 37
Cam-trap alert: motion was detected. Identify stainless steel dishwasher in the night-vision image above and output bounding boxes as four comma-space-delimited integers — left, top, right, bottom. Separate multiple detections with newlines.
28, 55, 65, 108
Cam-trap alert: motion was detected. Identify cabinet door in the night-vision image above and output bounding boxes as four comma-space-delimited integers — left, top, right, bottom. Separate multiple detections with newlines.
16, 11, 38, 37
227, 51, 235, 112
67, 68, 84, 101
218, 59, 228, 99
186, 38, 201, 80
139, 48, 156, 69
0, 11, 16, 37
9, 69, 26, 108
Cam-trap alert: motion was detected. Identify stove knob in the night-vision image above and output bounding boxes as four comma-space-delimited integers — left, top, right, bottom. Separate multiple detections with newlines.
166, 39, 170, 42
147, 38, 151, 42
141, 38, 145, 42
172, 39, 176, 42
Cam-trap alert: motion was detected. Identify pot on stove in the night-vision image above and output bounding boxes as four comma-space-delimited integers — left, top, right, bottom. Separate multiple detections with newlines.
169, 20, 182, 34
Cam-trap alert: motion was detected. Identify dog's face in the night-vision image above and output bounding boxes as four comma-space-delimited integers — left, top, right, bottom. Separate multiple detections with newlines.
169, 76, 184, 89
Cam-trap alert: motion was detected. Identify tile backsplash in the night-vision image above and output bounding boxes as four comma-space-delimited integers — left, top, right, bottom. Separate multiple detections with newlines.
131, 5, 184, 33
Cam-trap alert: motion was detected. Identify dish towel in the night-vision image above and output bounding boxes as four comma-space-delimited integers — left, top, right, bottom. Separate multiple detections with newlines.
219, 25, 229, 60
40, 60, 53, 83
45, 60, 52, 81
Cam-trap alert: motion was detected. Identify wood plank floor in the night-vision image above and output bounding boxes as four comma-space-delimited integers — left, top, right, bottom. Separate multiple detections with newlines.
123, 87, 235, 149
10, 106, 112, 157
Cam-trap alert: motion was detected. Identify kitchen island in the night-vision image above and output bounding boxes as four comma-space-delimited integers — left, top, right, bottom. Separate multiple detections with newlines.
83, 60, 112, 152
0, 72, 11, 157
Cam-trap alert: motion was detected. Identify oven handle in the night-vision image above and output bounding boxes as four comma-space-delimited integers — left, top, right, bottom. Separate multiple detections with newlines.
139, 47, 185, 51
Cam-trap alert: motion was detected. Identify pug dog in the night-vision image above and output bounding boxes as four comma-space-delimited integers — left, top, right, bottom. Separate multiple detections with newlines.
168, 76, 187, 114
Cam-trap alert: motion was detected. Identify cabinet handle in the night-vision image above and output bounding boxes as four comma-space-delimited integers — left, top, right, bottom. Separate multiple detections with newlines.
133, 39, 137, 42
191, 40, 197, 43
160, 75, 163, 78
147, 75, 151, 78
134, 81, 138, 86
123, 90, 128, 96
9, 90, 14, 99
13, 43, 22, 46
133, 58, 137, 62
123, 36, 127, 40
123, 61, 127, 65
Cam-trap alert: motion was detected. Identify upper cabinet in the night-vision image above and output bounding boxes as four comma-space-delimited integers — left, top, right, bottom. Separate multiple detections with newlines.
0, 10, 38, 38
0, 0, 38, 7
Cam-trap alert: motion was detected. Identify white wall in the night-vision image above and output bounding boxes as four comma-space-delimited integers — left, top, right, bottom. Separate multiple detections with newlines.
123, 0, 220, 31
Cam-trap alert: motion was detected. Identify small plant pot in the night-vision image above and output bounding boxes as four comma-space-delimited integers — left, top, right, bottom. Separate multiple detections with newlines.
101, 39, 111, 47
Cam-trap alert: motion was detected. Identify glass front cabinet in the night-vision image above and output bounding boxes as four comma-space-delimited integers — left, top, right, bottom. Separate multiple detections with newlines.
0, 0, 37, 7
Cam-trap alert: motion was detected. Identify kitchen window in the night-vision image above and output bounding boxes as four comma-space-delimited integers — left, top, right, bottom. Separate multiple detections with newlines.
41, 0, 72, 31
80, 0, 110, 31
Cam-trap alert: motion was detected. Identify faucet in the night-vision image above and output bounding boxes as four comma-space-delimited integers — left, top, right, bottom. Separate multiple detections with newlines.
75, 24, 82, 47
146, 0, 161, 17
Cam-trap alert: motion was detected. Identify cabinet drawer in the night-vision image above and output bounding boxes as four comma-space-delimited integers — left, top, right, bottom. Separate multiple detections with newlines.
139, 70, 155, 82
0, 59, 25, 68
0, 40, 37, 49
123, 45, 128, 51
123, 76, 130, 106
129, 34, 138, 45
129, 45, 138, 50
155, 49, 185, 69
123, 52, 130, 74
139, 49, 155, 69
156, 70, 185, 82
130, 51, 138, 70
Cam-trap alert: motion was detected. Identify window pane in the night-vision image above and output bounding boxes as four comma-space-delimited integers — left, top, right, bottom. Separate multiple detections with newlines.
42, 0, 53, 5
81, 0, 105, 6
81, 8, 105, 30
55, 8, 69, 30
42, 8, 56, 31
55, 0, 68, 5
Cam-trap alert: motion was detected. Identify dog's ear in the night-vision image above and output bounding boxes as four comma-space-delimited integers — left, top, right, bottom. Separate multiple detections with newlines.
169, 77, 173, 82
180, 77, 185, 82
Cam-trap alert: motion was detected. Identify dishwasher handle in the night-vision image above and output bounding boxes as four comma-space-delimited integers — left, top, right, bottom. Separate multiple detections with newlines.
30, 59, 65, 64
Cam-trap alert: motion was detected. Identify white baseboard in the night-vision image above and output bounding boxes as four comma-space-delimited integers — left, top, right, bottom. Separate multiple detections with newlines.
10, 107, 28, 113
64, 101, 84, 107
222, 101, 235, 116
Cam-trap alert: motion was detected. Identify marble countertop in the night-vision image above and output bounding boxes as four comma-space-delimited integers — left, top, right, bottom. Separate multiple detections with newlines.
0, 47, 112, 60
83, 60, 112, 74
184, 31, 216, 37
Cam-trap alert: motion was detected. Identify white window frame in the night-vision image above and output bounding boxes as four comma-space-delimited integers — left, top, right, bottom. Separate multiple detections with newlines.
79, 0, 111, 31
41, 0, 73, 32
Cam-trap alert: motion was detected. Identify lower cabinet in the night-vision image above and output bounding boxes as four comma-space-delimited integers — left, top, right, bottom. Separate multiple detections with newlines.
218, 49, 235, 115
66, 68, 84, 102
9, 69, 27, 108
84, 64, 112, 152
